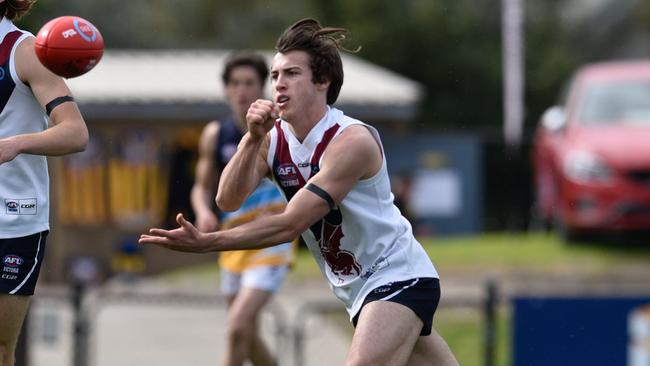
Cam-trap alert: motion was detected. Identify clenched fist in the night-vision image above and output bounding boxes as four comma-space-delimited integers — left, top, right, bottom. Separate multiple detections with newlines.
246, 99, 278, 140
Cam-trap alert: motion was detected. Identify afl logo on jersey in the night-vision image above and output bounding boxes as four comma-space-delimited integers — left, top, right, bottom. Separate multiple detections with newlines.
6, 201, 18, 213
3, 255, 24, 268
276, 164, 298, 179
276, 164, 300, 187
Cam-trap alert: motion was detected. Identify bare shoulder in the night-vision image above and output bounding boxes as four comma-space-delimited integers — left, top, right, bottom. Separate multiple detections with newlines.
198, 120, 221, 155
330, 124, 380, 157
14, 36, 37, 80
15, 36, 46, 82
15, 35, 35, 59
201, 120, 221, 140
324, 124, 382, 179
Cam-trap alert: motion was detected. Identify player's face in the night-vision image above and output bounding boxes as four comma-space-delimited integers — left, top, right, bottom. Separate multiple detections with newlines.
224, 66, 264, 118
271, 50, 328, 122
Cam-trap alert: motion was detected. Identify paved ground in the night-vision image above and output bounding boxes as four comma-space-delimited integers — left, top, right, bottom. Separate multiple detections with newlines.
28, 277, 351, 366
26, 265, 650, 366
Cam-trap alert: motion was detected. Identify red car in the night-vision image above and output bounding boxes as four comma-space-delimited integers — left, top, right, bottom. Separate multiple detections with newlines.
531, 60, 650, 240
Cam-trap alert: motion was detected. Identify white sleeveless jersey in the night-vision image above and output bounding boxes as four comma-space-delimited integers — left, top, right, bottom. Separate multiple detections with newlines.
267, 107, 438, 318
0, 18, 50, 238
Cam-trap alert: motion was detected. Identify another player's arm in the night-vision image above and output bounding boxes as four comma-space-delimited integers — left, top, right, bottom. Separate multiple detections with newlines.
0, 37, 88, 164
191, 121, 221, 232
140, 125, 382, 252
217, 99, 274, 211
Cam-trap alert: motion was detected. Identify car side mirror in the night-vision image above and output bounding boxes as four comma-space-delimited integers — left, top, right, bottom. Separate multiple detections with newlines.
541, 106, 566, 131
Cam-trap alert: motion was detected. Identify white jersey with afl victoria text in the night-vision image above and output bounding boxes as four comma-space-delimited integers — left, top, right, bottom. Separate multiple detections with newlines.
267, 106, 439, 319
0, 18, 50, 238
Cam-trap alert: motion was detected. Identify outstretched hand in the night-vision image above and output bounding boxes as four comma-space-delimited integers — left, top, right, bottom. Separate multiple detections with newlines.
139, 213, 215, 253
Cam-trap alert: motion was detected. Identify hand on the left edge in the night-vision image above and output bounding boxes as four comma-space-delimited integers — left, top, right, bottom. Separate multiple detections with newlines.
139, 213, 213, 253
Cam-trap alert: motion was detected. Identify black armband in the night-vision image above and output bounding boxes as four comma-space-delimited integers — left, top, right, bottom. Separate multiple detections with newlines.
45, 96, 75, 116
305, 183, 336, 210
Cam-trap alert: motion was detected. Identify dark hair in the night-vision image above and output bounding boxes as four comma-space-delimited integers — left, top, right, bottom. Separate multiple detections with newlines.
221, 51, 269, 87
276, 18, 352, 105
1, 0, 36, 21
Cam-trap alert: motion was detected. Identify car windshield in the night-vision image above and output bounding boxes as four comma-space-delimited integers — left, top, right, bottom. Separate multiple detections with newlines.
580, 80, 650, 125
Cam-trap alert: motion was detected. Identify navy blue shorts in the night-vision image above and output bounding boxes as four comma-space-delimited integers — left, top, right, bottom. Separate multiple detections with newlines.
352, 277, 440, 336
0, 231, 48, 296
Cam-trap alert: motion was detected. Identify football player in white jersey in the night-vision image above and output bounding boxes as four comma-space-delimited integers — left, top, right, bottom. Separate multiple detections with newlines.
0, 1, 89, 365
141, 18, 458, 366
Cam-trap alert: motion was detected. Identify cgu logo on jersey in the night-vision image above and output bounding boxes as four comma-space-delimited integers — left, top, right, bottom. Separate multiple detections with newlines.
276, 164, 300, 187
3, 255, 24, 268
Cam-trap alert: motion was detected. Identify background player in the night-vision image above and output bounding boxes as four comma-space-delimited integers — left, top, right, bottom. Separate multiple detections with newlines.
190, 51, 294, 366
141, 18, 458, 365
0, 1, 89, 365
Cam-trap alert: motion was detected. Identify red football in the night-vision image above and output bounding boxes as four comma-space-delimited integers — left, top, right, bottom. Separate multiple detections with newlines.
34, 16, 104, 78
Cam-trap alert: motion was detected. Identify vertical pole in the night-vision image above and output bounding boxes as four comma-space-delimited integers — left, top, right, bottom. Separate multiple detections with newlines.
72, 282, 86, 366
293, 322, 304, 366
502, 0, 526, 230
484, 279, 498, 366
502, 0, 525, 152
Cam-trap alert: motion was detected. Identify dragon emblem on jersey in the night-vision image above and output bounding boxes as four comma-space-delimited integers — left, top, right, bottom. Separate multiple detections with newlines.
311, 208, 361, 278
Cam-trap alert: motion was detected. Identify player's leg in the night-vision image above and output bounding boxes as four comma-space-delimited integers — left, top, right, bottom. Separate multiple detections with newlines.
242, 265, 289, 366
0, 294, 31, 366
0, 232, 48, 366
406, 328, 459, 366
347, 278, 456, 366
347, 300, 422, 366
239, 265, 288, 366
223, 287, 274, 366
221, 265, 287, 366
220, 269, 244, 366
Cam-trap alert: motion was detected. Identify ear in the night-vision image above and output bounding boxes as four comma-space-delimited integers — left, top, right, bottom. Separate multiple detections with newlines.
316, 79, 331, 92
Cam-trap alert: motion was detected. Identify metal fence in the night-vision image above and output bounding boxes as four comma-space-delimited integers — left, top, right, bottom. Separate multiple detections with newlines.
17, 279, 500, 366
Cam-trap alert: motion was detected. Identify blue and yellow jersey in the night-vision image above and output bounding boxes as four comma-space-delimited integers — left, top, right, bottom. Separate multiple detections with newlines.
215, 117, 295, 273
218, 178, 295, 272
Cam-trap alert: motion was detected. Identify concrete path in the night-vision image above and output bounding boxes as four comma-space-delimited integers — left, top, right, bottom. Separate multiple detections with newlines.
27, 277, 351, 366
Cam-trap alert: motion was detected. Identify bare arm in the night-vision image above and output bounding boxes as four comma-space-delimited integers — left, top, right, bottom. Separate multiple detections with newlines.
190, 121, 220, 231
216, 99, 275, 211
139, 125, 383, 253
0, 37, 88, 164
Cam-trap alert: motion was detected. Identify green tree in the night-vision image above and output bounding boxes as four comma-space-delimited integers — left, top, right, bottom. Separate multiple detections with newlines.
19, 0, 584, 132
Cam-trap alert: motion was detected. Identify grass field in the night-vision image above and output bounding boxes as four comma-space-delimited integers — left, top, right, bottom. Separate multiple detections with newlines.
419, 231, 650, 276
434, 307, 510, 366
162, 232, 650, 366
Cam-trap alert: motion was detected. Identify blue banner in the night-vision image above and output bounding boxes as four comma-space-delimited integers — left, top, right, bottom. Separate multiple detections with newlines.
514, 297, 650, 366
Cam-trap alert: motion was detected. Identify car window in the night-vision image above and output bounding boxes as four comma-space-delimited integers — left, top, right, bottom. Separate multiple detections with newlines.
580, 81, 650, 125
